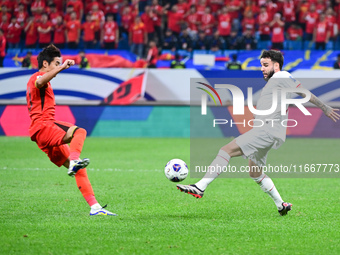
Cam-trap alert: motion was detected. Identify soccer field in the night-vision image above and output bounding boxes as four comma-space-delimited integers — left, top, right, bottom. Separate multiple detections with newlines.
1, 137, 339, 254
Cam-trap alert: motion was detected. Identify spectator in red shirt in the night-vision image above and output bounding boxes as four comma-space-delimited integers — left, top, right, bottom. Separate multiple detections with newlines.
82, 13, 98, 49
7, 16, 21, 48
64, 5, 75, 23
37, 13, 52, 48
283, 0, 296, 30
269, 13, 285, 50
0, 28, 6, 67
242, 10, 256, 35
1, 5, 11, 22
209, 0, 224, 15
120, 6, 135, 39
313, 13, 330, 50
150, 0, 163, 45
258, 5, 271, 41
0, 14, 9, 36
200, 6, 215, 36
101, 14, 119, 49
218, 6, 231, 43
196, 0, 207, 19
175, 0, 189, 16
146, 40, 158, 68
186, 5, 200, 38
265, 0, 278, 21
244, 0, 259, 17
53, 16, 66, 49
104, 0, 120, 20
48, 3, 62, 25
24, 16, 38, 48
325, 7, 337, 48
286, 23, 303, 41
304, 4, 318, 41
66, 11, 81, 49
228, 0, 243, 31
129, 16, 147, 58
90, 3, 105, 42
15, 3, 28, 26
67, 0, 84, 21
164, 5, 184, 38
141, 6, 155, 42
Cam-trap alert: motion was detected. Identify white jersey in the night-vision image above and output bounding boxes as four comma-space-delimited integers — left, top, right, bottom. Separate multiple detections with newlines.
255, 71, 301, 148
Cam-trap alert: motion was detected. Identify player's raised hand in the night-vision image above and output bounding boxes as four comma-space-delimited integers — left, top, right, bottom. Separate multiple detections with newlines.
324, 106, 340, 122
61, 59, 75, 70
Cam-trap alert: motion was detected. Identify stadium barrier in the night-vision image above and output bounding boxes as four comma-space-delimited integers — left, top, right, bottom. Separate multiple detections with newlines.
0, 68, 339, 137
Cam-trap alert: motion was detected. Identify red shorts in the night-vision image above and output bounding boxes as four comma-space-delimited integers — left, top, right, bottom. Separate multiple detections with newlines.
32, 121, 74, 167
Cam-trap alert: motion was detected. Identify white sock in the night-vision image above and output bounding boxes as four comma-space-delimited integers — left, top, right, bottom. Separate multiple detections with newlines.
252, 174, 284, 210
195, 150, 231, 191
91, 203, 102, 210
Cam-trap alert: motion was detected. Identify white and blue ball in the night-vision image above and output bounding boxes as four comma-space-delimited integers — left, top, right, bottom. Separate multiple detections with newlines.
164, 159, 188, 182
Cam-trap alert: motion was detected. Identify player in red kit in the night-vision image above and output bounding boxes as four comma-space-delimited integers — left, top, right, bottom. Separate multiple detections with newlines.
26, 45, 116, 216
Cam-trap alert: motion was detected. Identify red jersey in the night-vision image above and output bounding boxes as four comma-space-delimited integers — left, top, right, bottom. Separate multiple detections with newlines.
49, 12, 62, 25
218, 13, 231, 36
305, 11, 318, 34
315, 21, 328, 42
176, 3, 189, 15
168, 11, 183, 33
66, 20, 81, 42
54, 24, 66, 44
0, 35, 6, 57
103, 21, 118, 42
271, 24, 284, 43
326, 15, 336, 37
25, 22, 38, 45
121, 13, 135, 30
242, 17, 255, 34
7, 22, 22, 43
37, 22, 52, 43
82, 21, 97, 41
150, 4, 163, 27
141, 12, 155, 33
283, 0, 295, 22
187, 13, 200, 32
147, 46, 158, 65
200, 13, 215, 36
26, 71, 56, 137
130, 22, 146, 44
16, 11, 28, 24
0, 21, 9, 36
258, 11, 270, 35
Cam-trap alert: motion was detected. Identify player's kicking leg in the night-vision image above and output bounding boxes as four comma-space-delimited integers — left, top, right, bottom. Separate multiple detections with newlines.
177, 139, 242, 198
249, 160, 292, 216
62, 125, 117, 216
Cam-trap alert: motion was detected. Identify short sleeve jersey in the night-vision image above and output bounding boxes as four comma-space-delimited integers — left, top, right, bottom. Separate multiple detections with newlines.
26, 71, 56, 137
255, 71, 301, 146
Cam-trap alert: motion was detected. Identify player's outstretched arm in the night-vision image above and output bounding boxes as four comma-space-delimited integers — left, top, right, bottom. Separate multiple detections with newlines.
36, 59, 75, 89
296, 86, 340, 122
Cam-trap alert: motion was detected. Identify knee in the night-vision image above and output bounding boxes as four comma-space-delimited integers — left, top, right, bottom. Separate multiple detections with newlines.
74, 127, 87, 137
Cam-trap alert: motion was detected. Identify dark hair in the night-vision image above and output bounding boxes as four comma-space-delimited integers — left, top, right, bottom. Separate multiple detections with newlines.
260, 50, 284, 70
37, 44, 61, 69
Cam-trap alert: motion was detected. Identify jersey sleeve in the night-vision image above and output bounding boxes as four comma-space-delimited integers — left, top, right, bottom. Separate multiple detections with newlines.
285, 74, 301, 89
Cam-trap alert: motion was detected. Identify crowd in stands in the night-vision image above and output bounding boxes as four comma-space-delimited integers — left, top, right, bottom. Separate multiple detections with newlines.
0, 0, 340, 67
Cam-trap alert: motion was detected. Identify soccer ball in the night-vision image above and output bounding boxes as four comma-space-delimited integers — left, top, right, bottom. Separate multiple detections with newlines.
164, 159, 188, 182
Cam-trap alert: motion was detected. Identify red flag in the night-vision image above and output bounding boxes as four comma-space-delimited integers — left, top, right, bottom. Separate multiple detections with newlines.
102, 72, 147, 105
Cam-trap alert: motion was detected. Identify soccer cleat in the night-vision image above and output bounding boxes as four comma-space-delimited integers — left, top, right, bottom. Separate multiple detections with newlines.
278, 202, 292, 216
177, 184, 204, 198
90, 205, 117, 216
68, 158, 90, 177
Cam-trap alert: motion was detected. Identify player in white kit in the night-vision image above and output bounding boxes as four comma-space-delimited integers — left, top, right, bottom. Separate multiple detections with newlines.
177, 50, 340, 216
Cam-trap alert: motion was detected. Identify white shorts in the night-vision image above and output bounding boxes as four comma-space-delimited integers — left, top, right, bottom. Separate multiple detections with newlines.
235, 128, 276, 167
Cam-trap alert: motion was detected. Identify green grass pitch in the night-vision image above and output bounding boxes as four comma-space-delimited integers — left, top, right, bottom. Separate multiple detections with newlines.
0, 137, 339, 254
